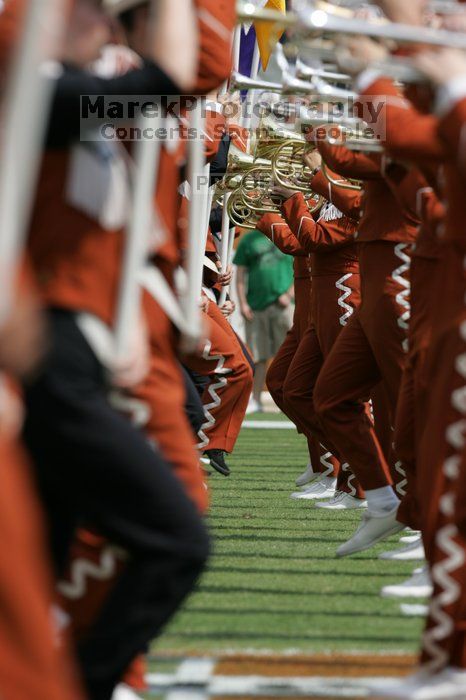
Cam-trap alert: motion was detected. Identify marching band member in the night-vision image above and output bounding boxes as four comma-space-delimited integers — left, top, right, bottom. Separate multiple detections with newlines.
55, 1, 236, 696
311, 128, 420, 556
263, 199, 327, 491
257, 155, 366, 508
20, 2, 213, 698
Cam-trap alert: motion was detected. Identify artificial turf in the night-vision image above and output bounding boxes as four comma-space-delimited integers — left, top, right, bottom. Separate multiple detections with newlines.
154, 421, 424, 656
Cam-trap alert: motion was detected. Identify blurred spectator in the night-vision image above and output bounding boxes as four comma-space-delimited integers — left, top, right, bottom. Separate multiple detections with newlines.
234, 229, 294, 413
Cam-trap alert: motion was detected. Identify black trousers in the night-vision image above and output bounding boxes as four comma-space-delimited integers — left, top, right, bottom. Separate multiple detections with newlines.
23, 310, 210, 700
181, 364, 205, 436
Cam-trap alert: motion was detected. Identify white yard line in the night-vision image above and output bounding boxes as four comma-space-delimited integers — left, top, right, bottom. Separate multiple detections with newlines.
146, 669, 400, 697
162, 658, 216, 700
242, 420, 295, 430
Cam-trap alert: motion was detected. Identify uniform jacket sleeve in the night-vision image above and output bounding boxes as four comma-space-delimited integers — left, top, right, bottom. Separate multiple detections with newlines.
316, 140, 382, 181
193, 0, 236, 93
281, 193, 357, 254
256, 213, 306, 256
360, 77, 446, 164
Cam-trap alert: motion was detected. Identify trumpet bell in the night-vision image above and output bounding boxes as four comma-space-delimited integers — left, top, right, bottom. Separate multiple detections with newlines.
229, 71, 282, 94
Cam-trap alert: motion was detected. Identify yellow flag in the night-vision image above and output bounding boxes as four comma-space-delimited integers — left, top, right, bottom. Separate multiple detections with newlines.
254, 0, 287, 71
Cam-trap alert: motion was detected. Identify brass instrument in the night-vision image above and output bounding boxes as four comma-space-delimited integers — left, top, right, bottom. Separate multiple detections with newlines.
213, 145, 271, 203
226, 189, 266, 230
237, 1, 466, 50
229, 71, 283, 95
321, 0, 465, 14
295, 58, 351, 85
226, 178, 324, 229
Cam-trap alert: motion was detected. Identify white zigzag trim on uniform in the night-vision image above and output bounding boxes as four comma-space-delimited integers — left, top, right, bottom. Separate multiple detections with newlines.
392, 243, 411, 347
318, 202, 344, 223
197, 339, 232, 451
58, 546, 127, 600
341, 462, 357, 497
336, 273, 354, 327
422, 306, 466, 671
319, 445, 335, 478
394, 460, 407, 497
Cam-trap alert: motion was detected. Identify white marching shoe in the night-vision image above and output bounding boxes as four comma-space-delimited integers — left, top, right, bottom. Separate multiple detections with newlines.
381, 566, 432, 599
290, 475, 336, 500
111, 684, 144, 700
337, 506, 404, 557
295, 463, 320, 487
369, 667, 466, 699
379, 536, 425, 561
315, 490, 367, 510
400, 534, 422, 544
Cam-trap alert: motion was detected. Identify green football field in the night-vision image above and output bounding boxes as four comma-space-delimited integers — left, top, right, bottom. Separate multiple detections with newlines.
154, 420, 424, 656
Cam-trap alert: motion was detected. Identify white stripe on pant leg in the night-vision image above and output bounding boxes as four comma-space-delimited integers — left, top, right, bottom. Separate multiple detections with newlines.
58, 546, 127, 600
319, 446, 335, 478
422, 276, 466, 671
197, 339, 232, 451
336, 273, 354, 327
394, 459, 407, 497
392, 243, 411, 348
341, 462, 357, 497
391, 244, 411, 493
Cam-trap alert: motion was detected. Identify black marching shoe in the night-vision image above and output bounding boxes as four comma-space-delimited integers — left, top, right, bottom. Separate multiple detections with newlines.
204, 449, 231, 476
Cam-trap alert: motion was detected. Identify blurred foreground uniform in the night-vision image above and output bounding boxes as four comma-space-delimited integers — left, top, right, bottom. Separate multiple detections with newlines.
57, 2, 236, 690
22, 52, 210, 700
414, 90, 466, 673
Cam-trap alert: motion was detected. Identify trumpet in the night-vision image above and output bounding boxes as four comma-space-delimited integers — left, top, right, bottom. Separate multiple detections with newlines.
322, 0, 465, 14
282, 73, 357, 100
295, 58, 351, 85
237, 2, 466, 50
229, 71, 283, 94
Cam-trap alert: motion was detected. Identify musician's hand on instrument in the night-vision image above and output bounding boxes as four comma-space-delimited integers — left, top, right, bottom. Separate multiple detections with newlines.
414, 49, 466, 86
374, 0, 426, 26
271, 184, 300, 200
219, 91, 242, 126
240, 302, 254, 322
441, 13, 466, 33
220, 300, 235, 317
218, 264, 233, 287
303, 150, 322, 174
338, 36, 388, 75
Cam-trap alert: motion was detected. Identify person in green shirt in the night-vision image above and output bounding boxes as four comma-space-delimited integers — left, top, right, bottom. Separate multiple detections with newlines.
234, 228, 294, 413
